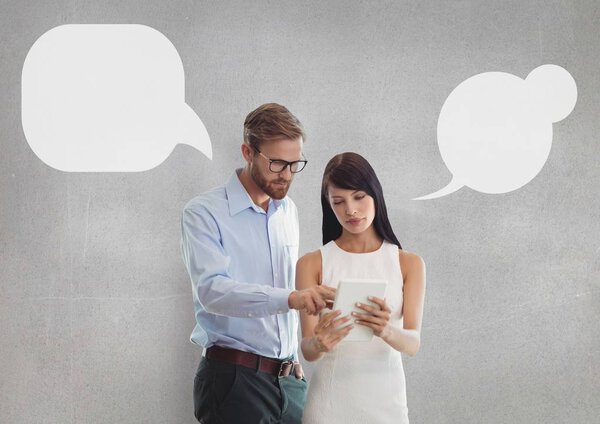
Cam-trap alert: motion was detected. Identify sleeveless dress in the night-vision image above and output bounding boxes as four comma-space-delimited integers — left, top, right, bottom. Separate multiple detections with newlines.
302, 240, 409, 423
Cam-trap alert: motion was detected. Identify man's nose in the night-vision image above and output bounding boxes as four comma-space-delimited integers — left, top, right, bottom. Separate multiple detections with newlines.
280, 165, 292, 179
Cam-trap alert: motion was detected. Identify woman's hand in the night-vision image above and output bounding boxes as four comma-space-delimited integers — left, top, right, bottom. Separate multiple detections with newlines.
352, 296, 392, 339
311, 310, 354, 353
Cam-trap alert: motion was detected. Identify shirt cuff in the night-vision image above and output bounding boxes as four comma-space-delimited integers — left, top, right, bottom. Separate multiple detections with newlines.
270, 288, 293, 314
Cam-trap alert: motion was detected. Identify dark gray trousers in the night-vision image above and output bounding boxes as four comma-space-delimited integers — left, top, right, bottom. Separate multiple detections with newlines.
194, 357, 308, 424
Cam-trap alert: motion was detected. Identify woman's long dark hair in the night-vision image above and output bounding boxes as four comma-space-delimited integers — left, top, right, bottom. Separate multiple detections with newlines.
321, 152, 402, 249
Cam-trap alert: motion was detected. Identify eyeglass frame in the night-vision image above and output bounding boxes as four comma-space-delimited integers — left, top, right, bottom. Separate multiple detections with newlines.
251, 145, 308, 173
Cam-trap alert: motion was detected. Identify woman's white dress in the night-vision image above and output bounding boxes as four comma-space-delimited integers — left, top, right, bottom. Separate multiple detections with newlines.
302, 240, 409, 423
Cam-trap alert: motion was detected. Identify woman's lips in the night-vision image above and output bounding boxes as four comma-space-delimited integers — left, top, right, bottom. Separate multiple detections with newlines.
346, 218, 364, 225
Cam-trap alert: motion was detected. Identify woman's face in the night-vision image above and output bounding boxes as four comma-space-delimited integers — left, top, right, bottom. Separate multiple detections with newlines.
327, 184, 376, 235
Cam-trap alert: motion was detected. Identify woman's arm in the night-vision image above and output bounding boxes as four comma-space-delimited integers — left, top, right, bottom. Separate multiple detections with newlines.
296, 252, 352, 361
384, 251, 426, 356
352, 250, 426, 356
296, 251, 325, 362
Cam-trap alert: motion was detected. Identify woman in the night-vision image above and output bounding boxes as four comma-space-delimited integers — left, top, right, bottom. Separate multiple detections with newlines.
298, 152, 426, 423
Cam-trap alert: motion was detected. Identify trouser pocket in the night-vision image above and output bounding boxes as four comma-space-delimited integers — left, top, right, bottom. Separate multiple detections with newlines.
193, 358, 213, 422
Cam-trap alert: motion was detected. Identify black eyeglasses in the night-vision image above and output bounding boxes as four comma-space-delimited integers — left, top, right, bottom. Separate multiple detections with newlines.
252, 146, 308, 173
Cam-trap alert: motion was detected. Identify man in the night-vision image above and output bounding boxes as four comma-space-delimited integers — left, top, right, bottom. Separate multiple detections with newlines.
181, 103, 335, 423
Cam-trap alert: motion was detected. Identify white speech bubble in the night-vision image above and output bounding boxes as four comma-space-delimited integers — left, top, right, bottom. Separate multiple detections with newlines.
22, 24, 212, 172
414, 64, 577, 200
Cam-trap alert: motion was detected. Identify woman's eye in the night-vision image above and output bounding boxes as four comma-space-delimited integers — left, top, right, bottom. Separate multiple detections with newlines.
355, 195, 365, 200
333, 201, 343, 205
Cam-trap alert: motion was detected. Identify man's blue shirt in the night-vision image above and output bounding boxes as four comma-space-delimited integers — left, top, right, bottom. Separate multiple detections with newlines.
181, 169, 300, 360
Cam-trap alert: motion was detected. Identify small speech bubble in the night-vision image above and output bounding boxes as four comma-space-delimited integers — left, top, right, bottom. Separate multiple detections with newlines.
22, 24, 211, 172
414, 64, 577, 200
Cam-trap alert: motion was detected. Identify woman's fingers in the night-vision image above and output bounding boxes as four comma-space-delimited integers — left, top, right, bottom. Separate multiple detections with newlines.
356, 298, 391, 314
331, 322, 352, 337
352, 310, 388, 322
353, 313, 387, 327
321, 310, 340, 324
318, 321, 355, 350
355, 302, 378, 315
355, 303, 391, 320
330, 325, 354, 343
318, 317, 351, 342
323, 320, 353, 338
354, 319, 382, 332
367, 296, 391, 312
315, 310, 341, 332
330, 315, 352, 328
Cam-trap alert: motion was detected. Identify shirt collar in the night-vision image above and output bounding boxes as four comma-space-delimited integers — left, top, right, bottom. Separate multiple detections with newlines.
226, 169, 284, 216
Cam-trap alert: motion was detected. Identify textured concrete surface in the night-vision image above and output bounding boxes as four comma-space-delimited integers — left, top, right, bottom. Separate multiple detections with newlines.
1, 1, 599, 423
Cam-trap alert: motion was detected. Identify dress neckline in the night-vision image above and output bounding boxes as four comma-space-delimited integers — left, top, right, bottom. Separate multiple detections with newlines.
331, 239, 386, 255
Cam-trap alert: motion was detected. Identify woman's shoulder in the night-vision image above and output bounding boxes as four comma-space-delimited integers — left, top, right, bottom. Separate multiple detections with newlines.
398, 249, 426, 276
296, 249, 322, 288
297, 249, 323, 270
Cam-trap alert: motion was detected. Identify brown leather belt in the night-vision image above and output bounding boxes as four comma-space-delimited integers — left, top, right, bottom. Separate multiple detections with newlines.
205, 346, 295, 377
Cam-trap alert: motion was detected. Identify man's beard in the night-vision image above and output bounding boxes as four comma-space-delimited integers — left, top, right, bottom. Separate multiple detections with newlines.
250, 164, 291, 200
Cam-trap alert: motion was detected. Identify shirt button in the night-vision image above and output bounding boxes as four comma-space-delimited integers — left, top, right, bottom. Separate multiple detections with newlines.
277, 310, 283, 314
274, 273, 279, 278
247, 312, 253, 317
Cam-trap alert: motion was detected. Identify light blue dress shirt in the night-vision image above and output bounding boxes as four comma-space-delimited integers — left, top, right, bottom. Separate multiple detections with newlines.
181, 169, 300, 360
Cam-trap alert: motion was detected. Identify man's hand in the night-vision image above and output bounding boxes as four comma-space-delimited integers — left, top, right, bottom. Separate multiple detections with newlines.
288, 285, 336, 315
293, 361, 304, 379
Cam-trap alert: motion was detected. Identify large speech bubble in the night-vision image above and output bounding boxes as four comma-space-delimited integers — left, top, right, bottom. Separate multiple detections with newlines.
414, 64, 577, 200
22, 24, 212, 172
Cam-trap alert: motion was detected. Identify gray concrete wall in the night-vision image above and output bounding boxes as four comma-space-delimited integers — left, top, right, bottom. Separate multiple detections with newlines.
1, 1, 598, 423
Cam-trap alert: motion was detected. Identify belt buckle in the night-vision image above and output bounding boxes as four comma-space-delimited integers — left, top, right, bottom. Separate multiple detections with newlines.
278, 360, 294, 378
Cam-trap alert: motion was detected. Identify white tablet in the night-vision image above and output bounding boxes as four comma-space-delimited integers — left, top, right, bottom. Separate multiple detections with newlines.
331, 278, 388, 342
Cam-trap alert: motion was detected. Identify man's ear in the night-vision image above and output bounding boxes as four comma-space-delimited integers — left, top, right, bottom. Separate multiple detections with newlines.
241, 143, 253, 164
